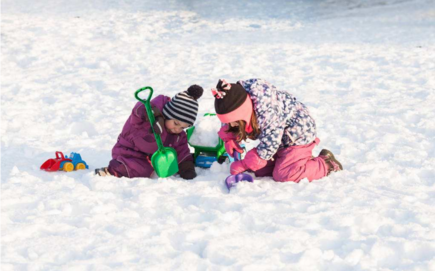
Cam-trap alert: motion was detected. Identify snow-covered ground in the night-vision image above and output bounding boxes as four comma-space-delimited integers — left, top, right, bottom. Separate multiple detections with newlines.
2, 0, 435, 270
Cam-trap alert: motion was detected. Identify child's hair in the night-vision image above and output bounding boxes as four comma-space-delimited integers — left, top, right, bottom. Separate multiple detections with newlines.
225, 110, 260, 142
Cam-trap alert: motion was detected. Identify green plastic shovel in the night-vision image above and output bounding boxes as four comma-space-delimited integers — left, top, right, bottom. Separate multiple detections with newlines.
135, 86, 179, 178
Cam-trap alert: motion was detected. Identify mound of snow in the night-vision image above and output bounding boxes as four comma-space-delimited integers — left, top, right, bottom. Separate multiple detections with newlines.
188, 114, 222, 147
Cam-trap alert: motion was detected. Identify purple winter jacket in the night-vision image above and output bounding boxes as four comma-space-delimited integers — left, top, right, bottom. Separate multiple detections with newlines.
111, 95, 193, 177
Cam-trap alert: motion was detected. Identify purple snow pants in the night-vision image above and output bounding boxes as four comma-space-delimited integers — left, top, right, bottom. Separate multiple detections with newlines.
254, 138, 328, 182
107, 156, 154, 178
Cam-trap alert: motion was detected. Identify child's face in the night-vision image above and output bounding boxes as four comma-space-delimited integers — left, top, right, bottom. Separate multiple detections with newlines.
165, 119, 190, 134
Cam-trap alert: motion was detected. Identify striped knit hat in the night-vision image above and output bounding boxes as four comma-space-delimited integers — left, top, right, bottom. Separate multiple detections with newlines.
162, 85, 204, 126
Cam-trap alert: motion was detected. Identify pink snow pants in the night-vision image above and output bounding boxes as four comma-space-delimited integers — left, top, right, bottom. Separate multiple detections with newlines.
254, 138, 328, 183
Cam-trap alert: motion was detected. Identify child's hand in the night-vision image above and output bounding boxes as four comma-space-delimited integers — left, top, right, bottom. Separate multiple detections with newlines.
230, 160, 248, 175
178, 160, 196, 180
225, 140, 244, 156
240, 149, 267, 172
231, 149, 268, 175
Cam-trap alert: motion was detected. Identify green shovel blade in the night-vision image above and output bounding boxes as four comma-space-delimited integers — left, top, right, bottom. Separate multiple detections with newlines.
151, 147, 179, 178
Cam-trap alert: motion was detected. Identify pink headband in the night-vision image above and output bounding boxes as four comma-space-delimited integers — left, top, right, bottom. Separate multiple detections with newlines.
216, 95, 253, 133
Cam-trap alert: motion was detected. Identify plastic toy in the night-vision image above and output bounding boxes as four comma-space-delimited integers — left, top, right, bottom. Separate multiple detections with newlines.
135, 86, 178, 178
224, 153, 254, 192
40, 151, 89, 172
187, 113, 243, 168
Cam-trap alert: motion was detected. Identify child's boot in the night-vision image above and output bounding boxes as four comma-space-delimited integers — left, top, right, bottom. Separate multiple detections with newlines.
95, 167, 113, 177
319, 149, 343, 175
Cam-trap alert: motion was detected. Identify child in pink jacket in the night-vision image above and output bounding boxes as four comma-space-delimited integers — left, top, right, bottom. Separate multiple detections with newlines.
95, 85, 203, 179
213, 79, 343, 183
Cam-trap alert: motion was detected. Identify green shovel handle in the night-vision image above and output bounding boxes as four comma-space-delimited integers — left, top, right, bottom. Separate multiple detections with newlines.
135, 87, 164, 150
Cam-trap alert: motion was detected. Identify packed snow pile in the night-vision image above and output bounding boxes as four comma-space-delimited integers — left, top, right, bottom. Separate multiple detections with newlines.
188, 114, 222, 147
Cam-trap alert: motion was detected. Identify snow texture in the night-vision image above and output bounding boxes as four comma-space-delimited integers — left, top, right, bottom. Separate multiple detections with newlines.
2, 0, 435, 270
188, 115, 222, 147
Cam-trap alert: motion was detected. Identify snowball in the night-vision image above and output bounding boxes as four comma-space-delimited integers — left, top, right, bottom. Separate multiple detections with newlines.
189, 115, 222, 147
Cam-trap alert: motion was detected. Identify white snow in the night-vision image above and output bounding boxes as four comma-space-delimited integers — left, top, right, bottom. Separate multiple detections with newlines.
188, 114, 222, 147
2, 0, 435, 270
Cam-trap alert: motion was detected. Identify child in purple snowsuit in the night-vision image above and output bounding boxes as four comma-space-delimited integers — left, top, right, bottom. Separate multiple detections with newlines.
95, 85, 204, 179
212, 78, 343, 183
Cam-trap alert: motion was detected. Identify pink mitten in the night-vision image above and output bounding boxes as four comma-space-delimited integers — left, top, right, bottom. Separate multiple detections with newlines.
230, 160, 248, 175
230, 148, 267, 175
225, 140, 244, 156
241, 148, 268, 172
217, 125, 243, 156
